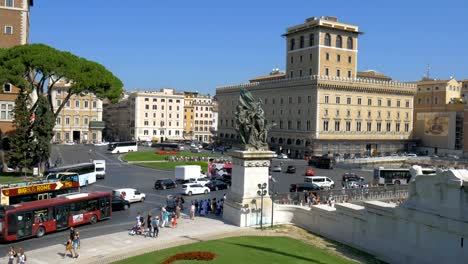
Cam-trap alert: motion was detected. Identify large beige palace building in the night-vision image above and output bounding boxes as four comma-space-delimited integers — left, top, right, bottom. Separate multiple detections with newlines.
52, 80, 104, 143
216, 16, 417, 158
104, 89, 185, 142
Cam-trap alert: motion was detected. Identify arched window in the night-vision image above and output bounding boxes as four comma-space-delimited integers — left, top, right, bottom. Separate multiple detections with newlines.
299, 36, 304, 48
347, 37, 353, 49
309, 34, 314, 46
290, 38, 295, 51
324, 33, 331, 46
336, 35, 342, 48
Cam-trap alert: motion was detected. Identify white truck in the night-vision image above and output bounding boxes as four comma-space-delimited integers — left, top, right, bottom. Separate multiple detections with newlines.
93, 160, 106, 179
175, 165, 203, 183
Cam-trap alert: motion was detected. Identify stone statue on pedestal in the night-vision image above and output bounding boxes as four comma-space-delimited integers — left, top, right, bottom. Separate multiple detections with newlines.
235, 89, 274, 151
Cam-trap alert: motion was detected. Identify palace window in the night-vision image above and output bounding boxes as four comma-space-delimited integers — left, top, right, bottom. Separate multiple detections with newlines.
325, 33, 331, 46
356, 121, 361, 132
368, 98, 372, 106
357, 97, 362, 105
334, 121, 340, 131
348, 56, 352, 64
396, 123, 401, 132
337, 54, 341, 62
378, 99, 382, 106
405, 123, 409, 132
337, 69, 341, 77
325, 68, 329, 76
387, 99, 391, 107
326, 53, 330, 61
367, 122, 372, 131
323, 121, 329, 131
336, 96, 340, 104
324, 95, 329, 104
386, 123, 391, 132
290, 38, 295, 50
4, 26, 13, 35
347, 37, 353, 49
377, 122, 382, 132
300, 36, 304, 48
346, 121, 351, 131
336, 35, 342, 48
309, 33, 314, 46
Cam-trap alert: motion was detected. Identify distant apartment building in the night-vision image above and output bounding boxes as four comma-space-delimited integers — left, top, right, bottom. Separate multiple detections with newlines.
104, 89, 185, 142
217, 16, 416, 158
413, 78, 464, 154
183, 92, 215, 142
0, 0, 33, 135
212, 99, 218, 136
0, 0, 32, 49
52, 80, 104, 143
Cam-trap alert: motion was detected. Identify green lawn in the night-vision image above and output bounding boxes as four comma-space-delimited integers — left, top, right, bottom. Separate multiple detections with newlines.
114, 236, 356, 264
123, 151, 220, 162
0, 172, 34, 184
135, 161, 208, 172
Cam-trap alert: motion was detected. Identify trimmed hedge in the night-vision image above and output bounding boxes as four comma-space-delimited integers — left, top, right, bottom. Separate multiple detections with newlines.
161, 251, 216, 264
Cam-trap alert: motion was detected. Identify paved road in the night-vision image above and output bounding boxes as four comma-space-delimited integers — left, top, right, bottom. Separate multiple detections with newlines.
0, 145, 225, 254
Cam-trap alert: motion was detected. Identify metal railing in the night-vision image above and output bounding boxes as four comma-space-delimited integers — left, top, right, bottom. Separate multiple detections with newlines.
272, 185, 408, 206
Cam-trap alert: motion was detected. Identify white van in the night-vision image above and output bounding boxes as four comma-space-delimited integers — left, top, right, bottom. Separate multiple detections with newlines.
113, 188, 146, 203
93, 160, 106, 179
304, 176, 335, 189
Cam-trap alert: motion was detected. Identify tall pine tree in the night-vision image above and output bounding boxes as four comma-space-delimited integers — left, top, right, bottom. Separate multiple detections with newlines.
31, 96, 55, 171
8, 90, 33, 171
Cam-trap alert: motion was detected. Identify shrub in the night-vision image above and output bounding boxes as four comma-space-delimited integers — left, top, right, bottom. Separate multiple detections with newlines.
161, 251, 216, 264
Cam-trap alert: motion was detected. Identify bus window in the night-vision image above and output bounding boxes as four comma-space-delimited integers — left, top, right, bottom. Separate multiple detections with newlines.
34, 209, 49, 223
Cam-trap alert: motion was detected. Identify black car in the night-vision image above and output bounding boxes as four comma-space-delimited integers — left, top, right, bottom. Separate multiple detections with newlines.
112, 196, 130, 211
289, 183, 321, 192
342, 173, 365, 184
286, 165, 296, 174
154, 178, 177, 190
206, 180, 229, 191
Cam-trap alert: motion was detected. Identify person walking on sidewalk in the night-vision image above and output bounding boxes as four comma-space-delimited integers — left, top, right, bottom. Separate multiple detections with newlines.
69, 227, 75, 241
72, 233, 80, 258
171, 212, 177, 228
64, 238, 74, 258
160, 207, 166, 228
7, 246, 16, 264
175, 205, 181, 219
190, 202, 195, 220
145, 215, 153, 238
152, 216, 160, 238
16, 248, 26, 264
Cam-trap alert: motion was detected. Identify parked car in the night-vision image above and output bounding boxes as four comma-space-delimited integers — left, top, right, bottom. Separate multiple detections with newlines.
182, 183, 210, 196
189, 177, 210, 186
305, 168, 315, 176
407, 153, 418, 157
272, 165, 282, 172
342, 173, 365, 183
112, 196, 130, 211
304, 176, 335, 189
289, 183, 321, 192
113, 188, 146, 203
205, 180, 229, 191
214, 174, 232, 186
277, 153, 288, 159
154, 178, 177, 190
190, 147, 201, 153
286, 165, 296, 174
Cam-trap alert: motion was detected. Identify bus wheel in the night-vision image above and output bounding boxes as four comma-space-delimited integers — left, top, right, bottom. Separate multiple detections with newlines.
123, 204, 129, 210
85, 180, 89, 186
90, 214, 98, 224
394, 180, 401, 185
36, 226, 45, 238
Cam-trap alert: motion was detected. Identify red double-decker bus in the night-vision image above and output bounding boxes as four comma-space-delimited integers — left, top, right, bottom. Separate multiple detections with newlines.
0, 192, 111, 241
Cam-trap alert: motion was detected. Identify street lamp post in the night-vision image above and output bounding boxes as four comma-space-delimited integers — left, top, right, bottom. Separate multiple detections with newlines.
270, 176, 277, 228
257, 183, 267, 230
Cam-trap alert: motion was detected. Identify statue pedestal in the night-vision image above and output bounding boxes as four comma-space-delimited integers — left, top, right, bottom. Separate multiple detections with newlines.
223, 150, 276, 227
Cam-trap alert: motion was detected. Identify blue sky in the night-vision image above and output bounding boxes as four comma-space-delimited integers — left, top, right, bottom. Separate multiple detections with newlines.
31, 0, 468, 94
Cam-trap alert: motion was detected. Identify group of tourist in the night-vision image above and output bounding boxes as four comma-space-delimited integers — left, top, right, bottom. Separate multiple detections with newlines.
130, 208, 180, 238
7, 247, 27, 264
63, 226, 80, 259
192, 197, 225, 217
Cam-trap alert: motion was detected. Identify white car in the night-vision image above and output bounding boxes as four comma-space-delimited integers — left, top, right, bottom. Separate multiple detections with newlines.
113, 188, 146, 203
407, 153, 418, 157
277, 153, 288, 159
189, 177, 210, 186
182, 183, 210, 196
272, 165, 282, 172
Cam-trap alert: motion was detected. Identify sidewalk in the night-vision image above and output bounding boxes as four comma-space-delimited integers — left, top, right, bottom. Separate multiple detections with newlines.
0, 215, 254, 264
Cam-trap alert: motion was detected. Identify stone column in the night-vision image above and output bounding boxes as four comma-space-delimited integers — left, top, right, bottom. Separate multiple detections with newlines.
223, 150, 276, 227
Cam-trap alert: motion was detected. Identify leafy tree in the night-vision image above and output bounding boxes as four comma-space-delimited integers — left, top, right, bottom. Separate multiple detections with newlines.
8, 90, 33, 170
0, 44, 123, 168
